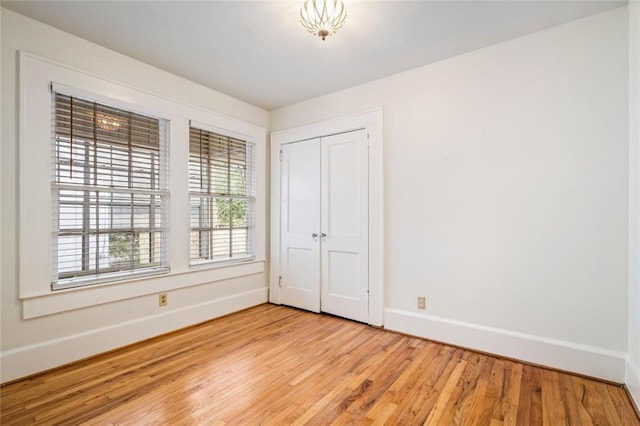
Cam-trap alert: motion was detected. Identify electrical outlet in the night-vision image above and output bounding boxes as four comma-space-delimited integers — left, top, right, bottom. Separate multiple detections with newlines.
417, 296, 426, 310
159, 293, 167, 307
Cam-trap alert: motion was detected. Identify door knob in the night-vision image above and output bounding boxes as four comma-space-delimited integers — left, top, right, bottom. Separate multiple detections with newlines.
312, 233, 318, 238
321, 233, 327, 239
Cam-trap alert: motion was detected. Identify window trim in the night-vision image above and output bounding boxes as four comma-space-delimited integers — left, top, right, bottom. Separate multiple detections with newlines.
24, 260, 266, 319
188, 124, 257, 266
51, 91, 171, 289
18, 51, 267, 318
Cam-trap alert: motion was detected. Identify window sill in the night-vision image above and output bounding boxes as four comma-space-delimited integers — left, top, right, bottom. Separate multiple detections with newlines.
21, 259, 265, 319
189, 255, 256, 270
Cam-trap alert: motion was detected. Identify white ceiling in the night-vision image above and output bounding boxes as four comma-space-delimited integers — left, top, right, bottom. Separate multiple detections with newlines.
1, 0, 626, 110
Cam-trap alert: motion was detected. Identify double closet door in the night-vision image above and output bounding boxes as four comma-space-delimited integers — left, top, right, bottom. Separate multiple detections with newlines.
279, 129, 369, 323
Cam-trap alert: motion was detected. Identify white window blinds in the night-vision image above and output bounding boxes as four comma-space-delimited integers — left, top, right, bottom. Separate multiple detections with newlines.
52, 92, 169, 289
189, 127, 255, 265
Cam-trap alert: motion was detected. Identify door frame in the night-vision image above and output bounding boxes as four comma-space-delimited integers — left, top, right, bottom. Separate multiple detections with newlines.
270, 108, 384, 326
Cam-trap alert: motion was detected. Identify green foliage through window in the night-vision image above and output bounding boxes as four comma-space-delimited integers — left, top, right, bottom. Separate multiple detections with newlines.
109, 233, 140, 265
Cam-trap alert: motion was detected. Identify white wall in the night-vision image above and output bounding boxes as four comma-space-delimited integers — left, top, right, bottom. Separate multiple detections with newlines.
272, 8, 629, 381
1, 9, 269, 382
627, 0, 640, 410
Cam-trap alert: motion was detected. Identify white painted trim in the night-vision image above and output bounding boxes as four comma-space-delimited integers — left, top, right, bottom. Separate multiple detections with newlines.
18, 51, 268, 318
270, 132, 282, 305
23, 51, 266, 135
628, 0, 640, 413
385, 308, 626, 382
23, 260, 265, 319
270, 108, 384, 326
1, 287, 268, 384
627, 356, 640, 412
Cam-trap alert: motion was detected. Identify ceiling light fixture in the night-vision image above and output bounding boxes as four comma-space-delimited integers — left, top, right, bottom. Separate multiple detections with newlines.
300, 0, 347, 41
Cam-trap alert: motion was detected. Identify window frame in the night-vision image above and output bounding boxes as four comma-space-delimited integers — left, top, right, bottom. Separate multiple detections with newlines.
51, 92, 171, 290
188, 125, 256, 266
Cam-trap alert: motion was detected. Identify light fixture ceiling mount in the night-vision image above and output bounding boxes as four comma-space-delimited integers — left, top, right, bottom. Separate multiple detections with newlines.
300, 0, 347, 41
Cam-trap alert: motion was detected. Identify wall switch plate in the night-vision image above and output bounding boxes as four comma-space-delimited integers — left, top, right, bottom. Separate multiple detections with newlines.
159, 293, 168, 307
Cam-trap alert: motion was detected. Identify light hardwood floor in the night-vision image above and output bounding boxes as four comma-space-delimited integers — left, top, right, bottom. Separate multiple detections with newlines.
1, 304, 638, 425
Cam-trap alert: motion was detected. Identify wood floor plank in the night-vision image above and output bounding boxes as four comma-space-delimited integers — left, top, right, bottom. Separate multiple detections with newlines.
457, 354, 496, 425
404, 346, 467, 423
517, 364, 544, 426
425, 358, 468, 424
1, 304, 638, 425
541, 369, 569, 425
495, 361, 523, 425
576, 376, 612, 424
609, 385, 640, 425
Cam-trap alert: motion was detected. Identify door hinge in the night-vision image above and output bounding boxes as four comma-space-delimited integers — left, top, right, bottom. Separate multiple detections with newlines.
279, 149, 283, 161
278, 275, 282, 288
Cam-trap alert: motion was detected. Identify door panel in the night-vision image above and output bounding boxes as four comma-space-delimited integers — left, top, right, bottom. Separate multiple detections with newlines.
321, 130, 369, 323
280, 139, 321, 312
327, 141, 361, 235
328, 250, 360, 299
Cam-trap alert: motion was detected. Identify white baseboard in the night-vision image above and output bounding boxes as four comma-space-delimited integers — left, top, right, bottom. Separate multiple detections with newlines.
0, 287, 268, 384
384, 308, 626, 382
627, 356, 640, 412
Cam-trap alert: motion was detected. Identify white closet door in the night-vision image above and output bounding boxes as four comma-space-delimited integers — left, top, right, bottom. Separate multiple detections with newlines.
280, 138, 321, 312
320, 130, 369, 323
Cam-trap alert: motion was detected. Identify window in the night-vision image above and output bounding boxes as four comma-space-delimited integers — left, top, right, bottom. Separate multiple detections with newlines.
52, 93, 169, 289
189, 127, 255, 265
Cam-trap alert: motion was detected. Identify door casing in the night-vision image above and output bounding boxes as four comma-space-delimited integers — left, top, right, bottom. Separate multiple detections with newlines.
270, 108, 384, 326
